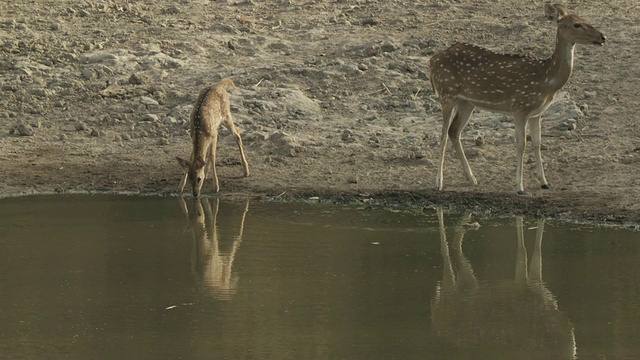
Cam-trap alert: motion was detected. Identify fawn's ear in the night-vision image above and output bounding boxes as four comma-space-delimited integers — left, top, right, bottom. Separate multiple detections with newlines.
544, 3, 569, 22
176, 157, 191, 169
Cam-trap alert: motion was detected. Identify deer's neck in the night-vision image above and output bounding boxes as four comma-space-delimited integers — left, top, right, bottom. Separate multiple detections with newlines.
546, 34, 576, 91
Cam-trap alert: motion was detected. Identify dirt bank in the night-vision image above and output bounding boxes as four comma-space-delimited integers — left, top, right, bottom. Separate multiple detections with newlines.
1, 0, 639, 228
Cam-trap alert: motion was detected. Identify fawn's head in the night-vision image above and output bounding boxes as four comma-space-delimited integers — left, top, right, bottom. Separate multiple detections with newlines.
545, 3, 606, 46
177, 156, 207, 197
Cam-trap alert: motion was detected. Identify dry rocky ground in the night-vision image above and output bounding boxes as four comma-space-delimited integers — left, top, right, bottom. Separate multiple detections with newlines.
1, 0, 639, 227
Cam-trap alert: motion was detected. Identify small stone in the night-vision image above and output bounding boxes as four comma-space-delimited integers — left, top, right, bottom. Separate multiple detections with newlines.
347, 176, 359, 184
475, 133, 485, 146
90, 129, 100, 137
17, 123, 35, 136
164, 116, 178, 125
59, 133, 68, 141
140, 96, 159, 106
157, 138, 170, 145
128, 73, 144, 85
81, 68, 94, 80
465, 147, 484, 159
141, 113, 159, 122
357, 63, 369, 71
341, 129, 356, 143
121, 133, 131, 141
75, 121, 89, 131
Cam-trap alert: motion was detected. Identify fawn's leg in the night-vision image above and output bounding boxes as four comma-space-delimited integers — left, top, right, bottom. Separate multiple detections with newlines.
223, 114, 250, 177
210, 133, 220, 193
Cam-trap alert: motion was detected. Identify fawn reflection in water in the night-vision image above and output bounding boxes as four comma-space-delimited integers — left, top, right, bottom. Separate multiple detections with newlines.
432, 210, 576, 359
179, 197, 249, 300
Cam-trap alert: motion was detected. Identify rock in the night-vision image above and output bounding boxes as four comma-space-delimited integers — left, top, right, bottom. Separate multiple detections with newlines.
269, 131, 304, 157
75, 121, 89, 131
90, 129, 101, 137
141, 114, 159, 122
121, 133, 132, 141
81, 68, 95, 80
157, 138, 170, 145
164, 116, 178, 125
341, 129, 356, 143
16, 123, 35, 136
140, 96, 159, 106
279, 88, 322, 116
465, 147, 484, 159
16, 23, 31, 31
128, 73, 144, 85
79, 52, 119, 65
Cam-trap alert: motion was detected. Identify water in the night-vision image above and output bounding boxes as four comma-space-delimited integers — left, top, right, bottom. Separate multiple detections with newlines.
0, 195, 639, 360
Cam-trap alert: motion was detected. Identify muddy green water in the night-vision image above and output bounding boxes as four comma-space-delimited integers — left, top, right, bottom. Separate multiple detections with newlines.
0, 195, 639, 360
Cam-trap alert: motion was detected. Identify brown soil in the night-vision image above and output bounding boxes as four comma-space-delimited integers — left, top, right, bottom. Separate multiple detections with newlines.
1, 1, 639, 228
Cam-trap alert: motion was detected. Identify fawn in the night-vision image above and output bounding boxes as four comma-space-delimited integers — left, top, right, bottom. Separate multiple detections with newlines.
177, 79, 250, 197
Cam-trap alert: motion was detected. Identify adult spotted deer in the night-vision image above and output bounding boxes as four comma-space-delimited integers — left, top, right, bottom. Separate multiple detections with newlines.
177, 78, 250, 197
429, 4, 605, 194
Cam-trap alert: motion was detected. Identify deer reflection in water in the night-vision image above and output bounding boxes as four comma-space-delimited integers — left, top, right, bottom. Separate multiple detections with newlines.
179, 197, 249, 300
432, 210, 576, 359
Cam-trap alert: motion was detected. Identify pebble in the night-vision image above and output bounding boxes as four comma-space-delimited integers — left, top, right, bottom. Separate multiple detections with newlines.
140, 96, 159, 106
341, 129, 356, 142
16, 123, 35, 136
141, 114, 159, 122
128, 73, 144, 85
75, 121, 89, 131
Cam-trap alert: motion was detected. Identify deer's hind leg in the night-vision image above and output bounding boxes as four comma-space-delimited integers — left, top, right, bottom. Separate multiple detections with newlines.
449, 101, 477, 186
209, 133, 220, 193
222, 113, 250, 177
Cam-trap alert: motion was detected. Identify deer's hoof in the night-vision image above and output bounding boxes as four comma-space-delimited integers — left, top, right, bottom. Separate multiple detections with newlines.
517, 190, 526, 196
541, 183, 551, 190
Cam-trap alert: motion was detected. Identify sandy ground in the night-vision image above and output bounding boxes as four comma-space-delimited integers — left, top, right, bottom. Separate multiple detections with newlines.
1, 0, 639, 227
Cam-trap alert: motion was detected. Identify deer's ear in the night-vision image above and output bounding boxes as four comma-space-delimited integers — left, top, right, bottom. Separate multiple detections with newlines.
544, 3, 568, 22
176, 157, 191, 169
